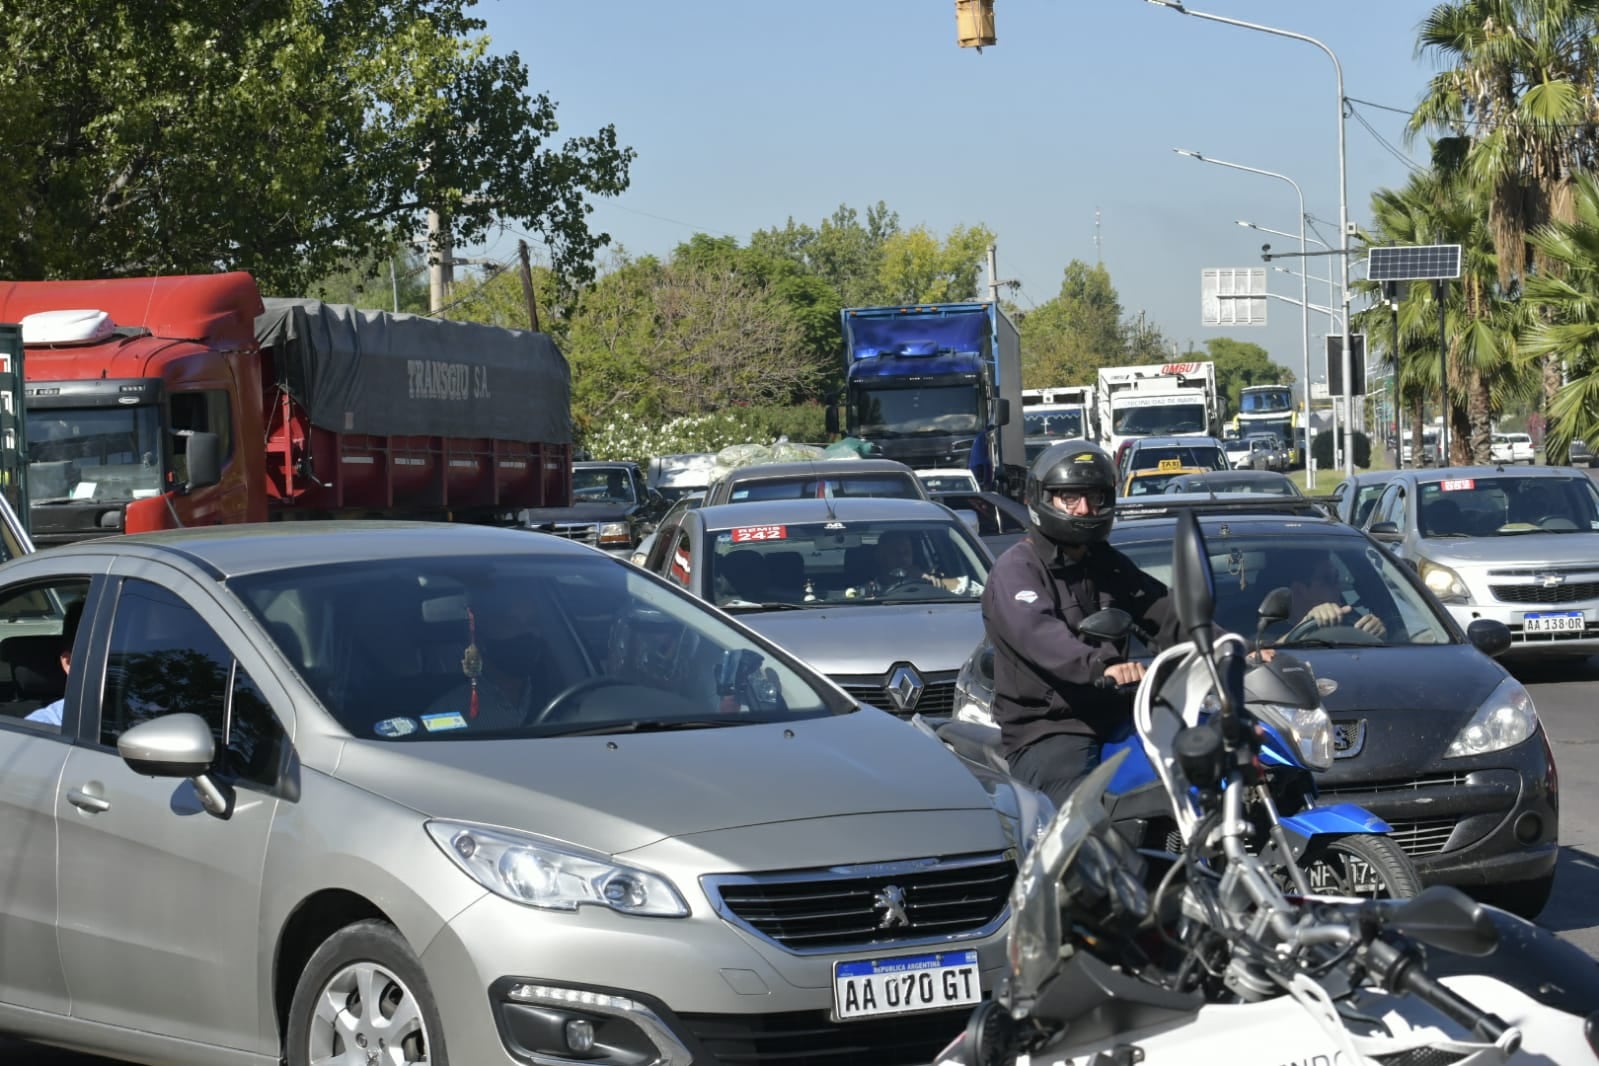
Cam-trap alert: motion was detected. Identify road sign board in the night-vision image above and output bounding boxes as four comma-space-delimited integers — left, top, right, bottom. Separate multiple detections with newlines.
1367, 245, 1461, 282
1326, 334, 1367, 396
1201, 267, 1266, 327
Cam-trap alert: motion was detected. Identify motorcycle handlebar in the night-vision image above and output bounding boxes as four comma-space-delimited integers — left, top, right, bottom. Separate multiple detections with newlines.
1093, 674, 1140, 695
1367, 938, 1513, 1046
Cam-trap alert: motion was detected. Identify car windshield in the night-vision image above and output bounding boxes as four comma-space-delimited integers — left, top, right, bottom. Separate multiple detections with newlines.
707, 518, 990, 608
1125, 470, 1193, 496
1023, 409, 1084, 439
1117, 531, 1453, 647
920, 474, 977, 493
852, 384, 980, 436
1127, 445, 1228, 472
229, 554, 843, 740
572, 467, 636, 505
1416, 476, 1599, 537
27, 406, 165, 503
1112, 403, 1208, 436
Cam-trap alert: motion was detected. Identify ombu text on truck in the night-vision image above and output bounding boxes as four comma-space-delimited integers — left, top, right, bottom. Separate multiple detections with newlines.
0, 273, 573, 546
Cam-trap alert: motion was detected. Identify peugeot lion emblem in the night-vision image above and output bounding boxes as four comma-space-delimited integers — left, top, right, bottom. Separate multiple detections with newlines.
886, 665, 925, 713
1333, 719, 1367, 759
873, 884, 911, 929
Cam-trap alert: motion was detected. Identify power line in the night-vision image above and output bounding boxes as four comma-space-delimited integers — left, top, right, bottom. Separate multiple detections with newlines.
1348, 93, 1599, 132
1347, 102, 1427, 174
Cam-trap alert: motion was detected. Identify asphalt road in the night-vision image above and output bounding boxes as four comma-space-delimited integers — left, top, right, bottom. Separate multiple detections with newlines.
5, 653, 1598, 1064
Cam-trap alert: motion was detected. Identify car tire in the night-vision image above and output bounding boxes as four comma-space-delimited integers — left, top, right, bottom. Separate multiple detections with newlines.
1296, 834, 1422, 899
1475, 873, 1556, 920
286, 920, 448, 1066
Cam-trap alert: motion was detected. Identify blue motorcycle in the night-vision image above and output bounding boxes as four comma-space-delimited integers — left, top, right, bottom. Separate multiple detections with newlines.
928, 588, 1421, 898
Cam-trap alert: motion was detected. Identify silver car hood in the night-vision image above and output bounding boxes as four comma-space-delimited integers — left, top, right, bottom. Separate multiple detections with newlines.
736, 603, 984, 676
330, 708, 995, 855
1422, 531, 1599, 567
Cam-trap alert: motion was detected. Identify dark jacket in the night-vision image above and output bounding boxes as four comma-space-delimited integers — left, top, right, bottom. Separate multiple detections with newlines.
981, 531, 1180, 758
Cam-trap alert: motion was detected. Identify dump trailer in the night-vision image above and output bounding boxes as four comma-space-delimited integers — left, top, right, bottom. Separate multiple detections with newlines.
0, 273, 572, 545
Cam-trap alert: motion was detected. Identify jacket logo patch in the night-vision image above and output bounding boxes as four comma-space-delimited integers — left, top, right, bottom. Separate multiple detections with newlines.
1014, 590, 1039, 604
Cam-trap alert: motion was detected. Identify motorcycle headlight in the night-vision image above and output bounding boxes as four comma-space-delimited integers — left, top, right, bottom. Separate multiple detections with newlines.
597, 521, 632, 546
1251, 702, 1335, 771
1420, 560, 1470, 604
1445, 677, 1538, 758
426, 820, 689, 916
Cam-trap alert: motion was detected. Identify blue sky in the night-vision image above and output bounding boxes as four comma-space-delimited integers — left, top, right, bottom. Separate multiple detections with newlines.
475, 1, 1443, 385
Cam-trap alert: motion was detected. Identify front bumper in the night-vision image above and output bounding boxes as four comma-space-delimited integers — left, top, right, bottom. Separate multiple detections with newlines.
419, 890, 1007, 1066
1317, 732, 1558, 888
1443, 601, 1599, 659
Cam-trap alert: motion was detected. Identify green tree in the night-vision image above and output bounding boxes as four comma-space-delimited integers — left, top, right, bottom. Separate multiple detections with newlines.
874, 224, 995, 304
0, 0, 633, 291
308, 250, 432, 315
1200, 338, 1295, 416
1409, 0, 1599, 414
1521, 171, 1599, 461
750, 202, 900, 307
1019, 260, 1125, 386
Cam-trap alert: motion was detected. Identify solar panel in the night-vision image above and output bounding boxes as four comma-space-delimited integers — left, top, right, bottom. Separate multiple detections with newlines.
1367, 244, 1461, 281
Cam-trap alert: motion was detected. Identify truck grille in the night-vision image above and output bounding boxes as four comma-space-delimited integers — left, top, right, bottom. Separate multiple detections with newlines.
1491, 582, 1599, 604
838, 677, 958, 718
675, 1007, 969, 1066
703, 852, 1013, 954
528, 521, 597, 546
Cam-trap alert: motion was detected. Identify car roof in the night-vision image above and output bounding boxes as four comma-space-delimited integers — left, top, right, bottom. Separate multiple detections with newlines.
31, 521, 599, 580
1127, 435, 1225, 448
715, 458, 916, 481
1166, 470, 1300, 490
1388, 464, 1585, 482
695, 496, 960, 530
1111, 505, 1354, 540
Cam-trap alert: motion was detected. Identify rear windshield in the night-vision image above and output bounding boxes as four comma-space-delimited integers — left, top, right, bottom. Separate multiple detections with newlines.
1127, 444, 1228, 473
727, 474, 922, 502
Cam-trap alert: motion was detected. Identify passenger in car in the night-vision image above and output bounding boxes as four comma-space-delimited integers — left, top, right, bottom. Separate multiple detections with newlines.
24, 599, 85, 728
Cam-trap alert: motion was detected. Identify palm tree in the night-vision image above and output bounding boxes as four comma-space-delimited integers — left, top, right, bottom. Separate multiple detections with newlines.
1521, 171, 1599, 460
1408, 0, 1599, 417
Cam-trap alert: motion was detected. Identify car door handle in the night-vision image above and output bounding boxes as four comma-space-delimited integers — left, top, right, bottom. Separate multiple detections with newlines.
67, 788, 111, 813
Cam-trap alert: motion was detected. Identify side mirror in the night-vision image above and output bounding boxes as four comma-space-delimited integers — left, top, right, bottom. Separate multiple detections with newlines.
185, 432, 222, 490
1466, 618, 1512, 658
1258, 586, 1293, 625
978, 643, 995, 683
1367, 521, 1402, 541
953, 508, 981, 534
824, 392, 841, 438
1078, 607, 1133, 644
1171, 509, 1216, 653
1377, 885, 1498, 958
117, 712, 233, 818
995, 398, 1011, 427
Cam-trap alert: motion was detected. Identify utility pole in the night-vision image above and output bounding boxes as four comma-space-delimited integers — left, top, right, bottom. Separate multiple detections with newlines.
1094, 208, 1103, 264
517, 240, 542, 332
428, 208, 454, 317
986, 243, 1018, 306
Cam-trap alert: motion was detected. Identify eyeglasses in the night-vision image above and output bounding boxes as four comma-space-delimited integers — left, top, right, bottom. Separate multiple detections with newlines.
1049, 489, 1107, 509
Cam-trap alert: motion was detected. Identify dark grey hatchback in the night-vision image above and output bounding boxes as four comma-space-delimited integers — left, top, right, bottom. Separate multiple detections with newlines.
956, 500, 1560, 917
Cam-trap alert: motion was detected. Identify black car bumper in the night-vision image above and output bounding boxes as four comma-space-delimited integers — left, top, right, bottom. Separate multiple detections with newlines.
1317, 731, 1558, 887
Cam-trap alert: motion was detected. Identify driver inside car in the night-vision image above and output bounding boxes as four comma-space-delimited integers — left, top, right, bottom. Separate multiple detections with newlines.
870, 530, 980, 595
425, 594, 553, 730
1282, 551, 1387, 640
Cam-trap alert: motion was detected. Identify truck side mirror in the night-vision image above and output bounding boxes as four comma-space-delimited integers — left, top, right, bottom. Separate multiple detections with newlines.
994, 398, 1010, 427
825, 404, 840, 438
185, 432, 222, 491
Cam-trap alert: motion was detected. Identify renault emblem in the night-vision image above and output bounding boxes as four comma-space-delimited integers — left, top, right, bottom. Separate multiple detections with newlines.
873, 884, 911, 929
886, 664, 925, 712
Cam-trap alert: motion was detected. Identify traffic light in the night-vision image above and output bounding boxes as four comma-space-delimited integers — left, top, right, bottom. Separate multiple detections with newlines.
956, 0, 996, 51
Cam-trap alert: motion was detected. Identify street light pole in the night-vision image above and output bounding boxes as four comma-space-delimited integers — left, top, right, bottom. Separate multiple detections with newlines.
1177, 150, 1315, 487
1148, 0, 1352, 477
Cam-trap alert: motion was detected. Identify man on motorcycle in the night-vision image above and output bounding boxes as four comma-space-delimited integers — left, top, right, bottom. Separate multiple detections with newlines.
981, 441, 1182, 807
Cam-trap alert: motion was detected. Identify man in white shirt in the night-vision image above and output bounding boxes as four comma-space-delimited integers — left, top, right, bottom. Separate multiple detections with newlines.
24, 600, 83, 728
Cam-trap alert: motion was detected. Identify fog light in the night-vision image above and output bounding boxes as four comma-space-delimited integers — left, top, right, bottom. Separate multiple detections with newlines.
1514, 811, 1542, 844
564, 1018, 595, 1053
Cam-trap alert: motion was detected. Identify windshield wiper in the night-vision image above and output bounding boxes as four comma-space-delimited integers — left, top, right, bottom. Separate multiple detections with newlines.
1283, 638, 1386, 648
544, 718, 749, 737
722, 600, 810, 611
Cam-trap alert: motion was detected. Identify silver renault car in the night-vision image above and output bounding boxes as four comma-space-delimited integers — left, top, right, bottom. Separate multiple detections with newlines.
0, 523, 1044, 1066
1363, 465, 1599, 659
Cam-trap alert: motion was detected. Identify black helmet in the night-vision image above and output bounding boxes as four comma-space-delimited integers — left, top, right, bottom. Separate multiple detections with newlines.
1025, 440, 1118, 547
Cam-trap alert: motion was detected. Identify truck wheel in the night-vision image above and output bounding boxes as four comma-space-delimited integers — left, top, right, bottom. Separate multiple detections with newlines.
1297, 834, 1421, 899
286, 920, 447, 1066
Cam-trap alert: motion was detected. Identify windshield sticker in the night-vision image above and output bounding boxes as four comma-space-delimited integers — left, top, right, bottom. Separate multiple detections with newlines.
1014, 590, 1039, 604
731, 525, 787, 543
420, 712, 469, 733
1439, 478, 1475, 492
1157, 458, 1183, 471
374, 717, 418, 738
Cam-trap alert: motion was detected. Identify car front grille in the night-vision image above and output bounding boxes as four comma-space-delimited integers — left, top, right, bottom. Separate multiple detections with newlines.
528, 521, 598, 546
838, 677, 958, 718
675, 1006, 970, 1066
703, 852, 1013, 954
1491, 582, 1599, 605
1383, 819, 1458, 856
1319, 772, 1468, 797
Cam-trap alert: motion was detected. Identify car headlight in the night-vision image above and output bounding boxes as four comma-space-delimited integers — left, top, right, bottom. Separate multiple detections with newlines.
597, 521, 632, 546
1445, 677, 1538, 758
1251, 702, 1335, 771
426, 820, 689, 916
1420, 560, 1471, 603
983, 776, 1055, 860
954, 643, 995, 723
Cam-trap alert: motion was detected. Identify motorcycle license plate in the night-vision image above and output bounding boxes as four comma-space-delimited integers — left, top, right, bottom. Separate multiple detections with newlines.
1523, 611, 1584, 633
833, 950, 980, 1020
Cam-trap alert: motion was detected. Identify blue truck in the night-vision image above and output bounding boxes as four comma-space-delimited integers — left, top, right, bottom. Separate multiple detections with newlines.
825, 302, 1025, 496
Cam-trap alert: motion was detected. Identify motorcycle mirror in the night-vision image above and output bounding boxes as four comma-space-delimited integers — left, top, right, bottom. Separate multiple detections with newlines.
1376, 885, 1499, 958
1255, 586, 1293, 648
1078, 607, 1133, 644
1171, 510, 1216, 655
